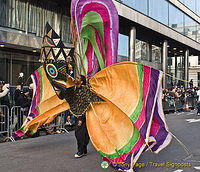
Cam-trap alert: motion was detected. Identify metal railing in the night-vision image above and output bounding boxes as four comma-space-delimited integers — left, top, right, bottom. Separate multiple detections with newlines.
1, 96, 198, 141
0, 105, 71, 142
44, 112, 69, 134
10, 106, 28, 136
162, 96, 197, 113
0, 105, 9, 137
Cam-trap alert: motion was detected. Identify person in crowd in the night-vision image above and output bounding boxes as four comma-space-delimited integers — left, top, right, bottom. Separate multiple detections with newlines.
170, 86, 181, 112
55, 114, 62, 134
13, 83, 33, 130
65, 110, 76, 131
163, 84, 199, 113
0, 80, 10, 131
28, 83, 33, 100
14, 83, 33, 110
170, 81, 174, 88
196, 85, 200, 115
0, 81, 11, 108
189, 79, 193, 89
179, 87, 185, 105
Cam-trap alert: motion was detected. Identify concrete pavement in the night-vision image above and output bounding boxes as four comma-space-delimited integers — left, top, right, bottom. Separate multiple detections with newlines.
0, 110, 200, 172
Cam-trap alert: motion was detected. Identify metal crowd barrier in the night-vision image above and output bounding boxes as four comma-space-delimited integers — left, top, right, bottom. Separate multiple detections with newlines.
3, 96, 197, 140
162, 98, 175, 113
10, 106, 28, 136
163, 96, 197, 113
0, 105, 9, 137
187, 96, 197, 110
44, 112, 69, 134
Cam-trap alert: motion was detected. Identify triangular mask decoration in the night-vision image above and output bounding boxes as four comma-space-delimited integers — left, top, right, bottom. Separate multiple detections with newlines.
44, 47, 51, 57
40, 48, 45, 62
40, 22, 74, 62
47, 50, 54, 60
46, 37, 55, 46
53, 39, 60, 46
57, 52, 65, 61
47, 29, 53, 38
63, 48, 71, 56
53, 48, 61, 57
44, 28, 47, 37
43, 37, 49, 47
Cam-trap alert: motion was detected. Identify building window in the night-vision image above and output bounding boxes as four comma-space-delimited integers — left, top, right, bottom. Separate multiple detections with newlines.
169, 3, 184, 34
184, 14, 197, 41
198, 72, 200, 86
198, 56, 200, 65
0, 50, 40, 85
0, 0, 27, 31
118, 33, 129, 57
183, 0, 196, 14
0, 0, 72, 43
149, 0, 169, 25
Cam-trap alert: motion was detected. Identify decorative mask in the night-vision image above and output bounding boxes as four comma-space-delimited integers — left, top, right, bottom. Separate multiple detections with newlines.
40, 23, 75, 96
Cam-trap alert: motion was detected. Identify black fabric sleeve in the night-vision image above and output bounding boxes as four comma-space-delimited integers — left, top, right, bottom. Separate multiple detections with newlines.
57, 90, 66, 100
77, 113, 86, 123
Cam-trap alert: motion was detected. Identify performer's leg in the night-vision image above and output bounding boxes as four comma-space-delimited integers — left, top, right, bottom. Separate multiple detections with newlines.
197, 103, 200, 115
75, 125, 85, 157
83, 122, 89, 154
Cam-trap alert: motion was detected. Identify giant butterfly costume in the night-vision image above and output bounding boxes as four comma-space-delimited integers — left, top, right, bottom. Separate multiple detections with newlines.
12, 0, 172, 171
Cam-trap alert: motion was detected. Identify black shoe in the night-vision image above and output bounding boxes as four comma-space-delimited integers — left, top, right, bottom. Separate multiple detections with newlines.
74, 152, 84, 158
84, 150, 87, 156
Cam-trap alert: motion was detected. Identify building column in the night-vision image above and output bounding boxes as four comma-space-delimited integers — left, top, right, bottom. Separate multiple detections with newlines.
25, 1, 29, 34
185, 49, 189, 88
129, 27, 136, 62
162, 40, 168, 89
149, 44, 152, 62
180, 55, 183, 81
175, 56, 177, 85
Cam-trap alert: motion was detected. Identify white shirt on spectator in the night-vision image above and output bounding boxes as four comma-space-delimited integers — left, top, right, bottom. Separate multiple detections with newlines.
197, 89, 200, 101
0, 84, 9, 98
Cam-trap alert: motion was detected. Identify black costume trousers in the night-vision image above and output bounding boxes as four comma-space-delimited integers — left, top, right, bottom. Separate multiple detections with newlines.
75, 121, 89, 154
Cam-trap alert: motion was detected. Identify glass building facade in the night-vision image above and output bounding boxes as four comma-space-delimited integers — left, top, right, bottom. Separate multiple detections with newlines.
116, 0, 200, 76
0, 0, 71, 84
0, 0, 200, 85
0, 0, 72, 43
0, 50, 40, 85
117, 0, 200, 43
179, 0, 200, 17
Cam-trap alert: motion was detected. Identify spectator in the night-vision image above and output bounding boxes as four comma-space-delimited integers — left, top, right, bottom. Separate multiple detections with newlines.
66, 110, 75, 131
0, 81, 11, 108
0, 81, 10, 131
197, 86, 200, 115
163, 85, 199, 113
28, 83, 33, 100
170, 86, 181, 112
14, 84, 32, 110
13, 84, 32, 129
189, 79, 193, 88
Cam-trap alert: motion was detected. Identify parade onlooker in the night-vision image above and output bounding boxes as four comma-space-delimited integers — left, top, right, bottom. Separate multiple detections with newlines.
0, 81, 11, 108
0, 81, 10, 131
197, 86, 200, 115
189, 79, 193, 89
14, 84, 32, 111
13, 83, 32, 129
65, 110, 76, 131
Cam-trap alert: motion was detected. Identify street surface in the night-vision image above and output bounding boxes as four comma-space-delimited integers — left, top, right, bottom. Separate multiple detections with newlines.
0, 110, 200, 172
